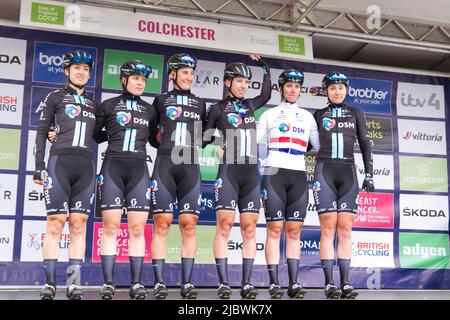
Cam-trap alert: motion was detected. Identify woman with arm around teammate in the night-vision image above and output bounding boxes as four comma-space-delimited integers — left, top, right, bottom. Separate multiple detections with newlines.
95, 60, 157, 300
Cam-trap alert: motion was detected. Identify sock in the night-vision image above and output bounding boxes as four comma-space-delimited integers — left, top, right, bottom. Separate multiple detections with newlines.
338, 259, 351, 286
287, 258, 300, 285
267, 265, 279, 285
43, 259, 57, 285
215, 258, 229, 285
100, 255, 116, 284
129, 256, 144, 284
321, 259, 335, 285
152, 259, 165, 284
181, 257, 195, 284
242, 258, 254, 286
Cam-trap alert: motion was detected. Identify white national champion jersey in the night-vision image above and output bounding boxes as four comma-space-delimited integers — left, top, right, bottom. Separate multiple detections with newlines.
257, 101, 319, 171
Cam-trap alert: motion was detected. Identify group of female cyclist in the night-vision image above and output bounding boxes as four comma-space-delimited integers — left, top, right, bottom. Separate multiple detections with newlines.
34, 49, 374, 300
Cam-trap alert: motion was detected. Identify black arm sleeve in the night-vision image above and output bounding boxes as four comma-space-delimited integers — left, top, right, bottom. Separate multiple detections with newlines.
247, 72, 272, 111
35, 92, 57, 171
202, 103, 221, 148
148, 104, 160, 149
93, 102, 107, 144
355, 108, 373, 175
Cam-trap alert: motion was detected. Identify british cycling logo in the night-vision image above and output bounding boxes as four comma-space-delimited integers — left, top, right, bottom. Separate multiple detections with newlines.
27, 233, 41, 251
166, 106, 182, 120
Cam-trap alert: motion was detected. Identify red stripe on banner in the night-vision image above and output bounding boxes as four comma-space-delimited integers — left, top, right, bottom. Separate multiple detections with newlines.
270, 137, 308, 147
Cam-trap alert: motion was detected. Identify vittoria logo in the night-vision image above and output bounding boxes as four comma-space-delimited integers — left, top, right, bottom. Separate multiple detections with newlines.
402, 131, 442, 141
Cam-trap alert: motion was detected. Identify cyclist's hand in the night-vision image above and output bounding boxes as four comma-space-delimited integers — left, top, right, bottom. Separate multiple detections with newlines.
33, 169, 48, 185
362, 173, 375, 193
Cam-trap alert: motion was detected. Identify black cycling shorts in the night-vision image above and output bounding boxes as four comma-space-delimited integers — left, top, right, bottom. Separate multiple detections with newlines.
44, 154, 95, 215
262, 167, 308, 222
214, 163, 261, 214
97, 157, 151, 212
312, 161, 359, 215
151, 153, 201, 215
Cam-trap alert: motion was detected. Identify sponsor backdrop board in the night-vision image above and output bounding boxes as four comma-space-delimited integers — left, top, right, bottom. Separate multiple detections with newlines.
0, 23, 449, 288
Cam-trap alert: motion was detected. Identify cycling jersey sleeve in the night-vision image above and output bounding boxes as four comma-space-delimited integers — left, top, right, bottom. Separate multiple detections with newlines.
246, 72, 272, 111
35, 92, 57, 171
93, 101, 107, 144
256, 108, 269, 145
355, 108, 373, 175
148, 105, 160, 149
202, 103, 221, 148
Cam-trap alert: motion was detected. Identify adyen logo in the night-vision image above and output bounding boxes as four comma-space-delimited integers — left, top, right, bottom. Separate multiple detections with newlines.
33, 42, 97, 86
347, 77, 392, 114
399, 233, 449, 269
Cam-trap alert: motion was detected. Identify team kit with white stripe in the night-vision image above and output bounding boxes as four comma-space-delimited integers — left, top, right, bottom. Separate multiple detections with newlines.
35, 88, 98, 215
94, 94, 158, 212
151, 89, 206, 215
203, 70, 272, 214
313, 104, 373, 214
